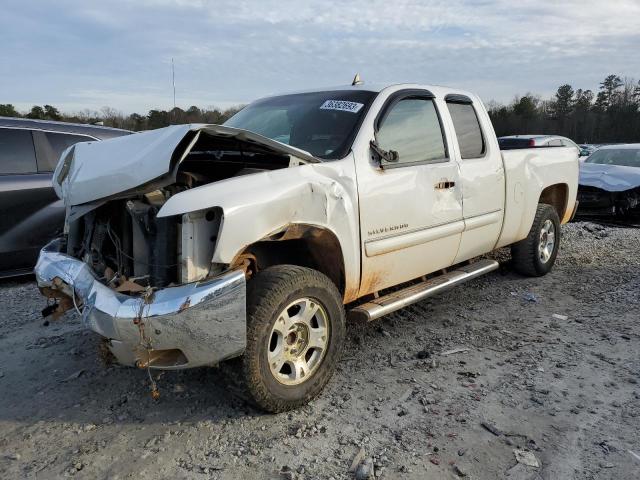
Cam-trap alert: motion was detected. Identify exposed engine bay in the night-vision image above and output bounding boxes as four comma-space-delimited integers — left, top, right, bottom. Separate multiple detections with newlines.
63, 131, 297, 291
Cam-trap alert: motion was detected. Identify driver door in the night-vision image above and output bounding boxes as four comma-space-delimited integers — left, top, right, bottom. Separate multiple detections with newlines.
355, 91, 463, 296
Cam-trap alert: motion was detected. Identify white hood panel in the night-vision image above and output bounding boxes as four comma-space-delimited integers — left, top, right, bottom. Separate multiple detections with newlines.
54, 124, 318, 206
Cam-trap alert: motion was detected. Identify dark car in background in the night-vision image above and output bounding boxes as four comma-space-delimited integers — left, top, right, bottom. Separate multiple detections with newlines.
0, 117, 131, 276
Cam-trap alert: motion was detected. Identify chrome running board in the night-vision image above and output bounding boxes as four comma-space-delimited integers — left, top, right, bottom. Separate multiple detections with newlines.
350, 259, 499, 322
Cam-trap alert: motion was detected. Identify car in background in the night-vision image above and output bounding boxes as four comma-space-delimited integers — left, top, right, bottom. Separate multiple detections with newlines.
577, 144, 640, 218
578, 144, 599, 158
0, 117, 131, 276
499, 135, 580, 153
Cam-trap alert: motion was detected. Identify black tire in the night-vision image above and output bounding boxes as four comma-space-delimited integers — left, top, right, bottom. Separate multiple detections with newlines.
511, 203, 561, 277
242, 265, 346, 412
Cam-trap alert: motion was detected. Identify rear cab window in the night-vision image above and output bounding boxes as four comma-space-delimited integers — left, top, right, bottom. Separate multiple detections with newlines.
0, 128, 37, 174
375, 95, 448, 168
445, 96, 485, 159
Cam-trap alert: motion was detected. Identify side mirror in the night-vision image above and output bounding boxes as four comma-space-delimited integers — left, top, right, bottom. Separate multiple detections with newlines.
370, 139, 399, 168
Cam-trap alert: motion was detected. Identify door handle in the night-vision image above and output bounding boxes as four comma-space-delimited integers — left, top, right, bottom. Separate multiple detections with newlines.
435, 180, 455, 190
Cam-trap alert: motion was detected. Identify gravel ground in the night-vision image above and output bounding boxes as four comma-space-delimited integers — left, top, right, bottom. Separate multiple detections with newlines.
1, 221, 639, 480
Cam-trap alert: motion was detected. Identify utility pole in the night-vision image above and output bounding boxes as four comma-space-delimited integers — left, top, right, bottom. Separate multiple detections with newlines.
172, 58, 176, 110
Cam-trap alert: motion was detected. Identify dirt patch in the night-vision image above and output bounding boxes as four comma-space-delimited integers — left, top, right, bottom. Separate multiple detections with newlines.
0, 222, 639, 479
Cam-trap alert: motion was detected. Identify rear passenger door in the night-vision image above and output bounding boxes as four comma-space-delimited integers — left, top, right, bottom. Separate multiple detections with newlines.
444, 95, 505, 263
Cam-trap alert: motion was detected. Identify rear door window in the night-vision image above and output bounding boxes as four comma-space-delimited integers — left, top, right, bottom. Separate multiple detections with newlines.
376, 98, 447, 167
0, 128, 37, 174
33, 131, 94, 172
446, 102, 485, 159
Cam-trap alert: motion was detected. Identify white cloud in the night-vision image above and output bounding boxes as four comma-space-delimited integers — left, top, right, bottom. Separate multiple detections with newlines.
1, 0, 638, 113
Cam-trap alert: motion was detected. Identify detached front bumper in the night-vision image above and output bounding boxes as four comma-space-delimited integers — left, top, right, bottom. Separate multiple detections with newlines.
35, 239, 246, 369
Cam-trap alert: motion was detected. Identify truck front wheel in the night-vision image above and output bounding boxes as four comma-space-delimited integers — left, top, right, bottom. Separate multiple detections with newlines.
242, 265, 346, 412
511, 203, 561, 277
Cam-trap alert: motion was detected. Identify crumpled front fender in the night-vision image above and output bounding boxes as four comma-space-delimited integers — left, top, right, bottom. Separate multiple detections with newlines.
157, 159, 361, 302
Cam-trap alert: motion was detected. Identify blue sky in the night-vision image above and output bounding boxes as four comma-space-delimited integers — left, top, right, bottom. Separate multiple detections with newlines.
2, 0, 639, 114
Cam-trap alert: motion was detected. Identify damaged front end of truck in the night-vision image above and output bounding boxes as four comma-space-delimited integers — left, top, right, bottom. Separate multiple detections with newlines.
35, 124, 324, 370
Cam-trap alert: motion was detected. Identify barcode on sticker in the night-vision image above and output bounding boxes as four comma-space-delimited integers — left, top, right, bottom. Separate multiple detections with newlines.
319, 100, 364, 113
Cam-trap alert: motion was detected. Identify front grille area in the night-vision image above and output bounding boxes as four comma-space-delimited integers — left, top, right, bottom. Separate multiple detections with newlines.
67, 198, 179, 289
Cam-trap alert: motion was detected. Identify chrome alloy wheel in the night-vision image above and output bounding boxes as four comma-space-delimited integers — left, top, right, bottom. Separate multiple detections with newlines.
267, 297, 330, 385
538, 219, 556, 263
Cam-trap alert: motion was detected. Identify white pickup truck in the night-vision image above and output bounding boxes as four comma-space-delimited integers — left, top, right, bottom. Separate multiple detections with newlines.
36, 83, 579, 412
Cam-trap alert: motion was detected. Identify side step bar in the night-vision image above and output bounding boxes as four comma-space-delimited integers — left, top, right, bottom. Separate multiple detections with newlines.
350, 259, 499, 322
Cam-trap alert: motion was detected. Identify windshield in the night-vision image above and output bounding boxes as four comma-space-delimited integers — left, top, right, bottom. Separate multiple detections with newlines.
224, 90, 377, 160
586, 148, 640, 168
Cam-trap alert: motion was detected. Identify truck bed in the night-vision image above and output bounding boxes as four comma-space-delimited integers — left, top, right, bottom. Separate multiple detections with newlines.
496, 146, 579, 248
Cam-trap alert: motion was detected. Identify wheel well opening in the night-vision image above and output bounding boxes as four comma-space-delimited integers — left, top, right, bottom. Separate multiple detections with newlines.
539, 184, 568, 221
232, 224, 346, 296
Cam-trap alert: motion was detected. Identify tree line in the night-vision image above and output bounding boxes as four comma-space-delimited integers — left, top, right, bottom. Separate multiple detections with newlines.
489, 74, 640, 143
1, 73, 639, 143
0, 104, 242, 131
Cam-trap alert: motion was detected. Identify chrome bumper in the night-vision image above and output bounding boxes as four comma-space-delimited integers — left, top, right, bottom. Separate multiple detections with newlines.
35, 239, 246, 369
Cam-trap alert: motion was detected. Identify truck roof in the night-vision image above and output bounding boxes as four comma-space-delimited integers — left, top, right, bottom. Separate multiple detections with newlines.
258, 83, 479, 102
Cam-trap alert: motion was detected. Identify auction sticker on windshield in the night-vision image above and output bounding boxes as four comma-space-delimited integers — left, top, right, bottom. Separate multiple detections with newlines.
320, 100, 364, 113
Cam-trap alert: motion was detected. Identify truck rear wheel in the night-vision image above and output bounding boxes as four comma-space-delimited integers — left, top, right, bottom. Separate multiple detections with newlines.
511, 203, 561, 277
242, 265, 346, 412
